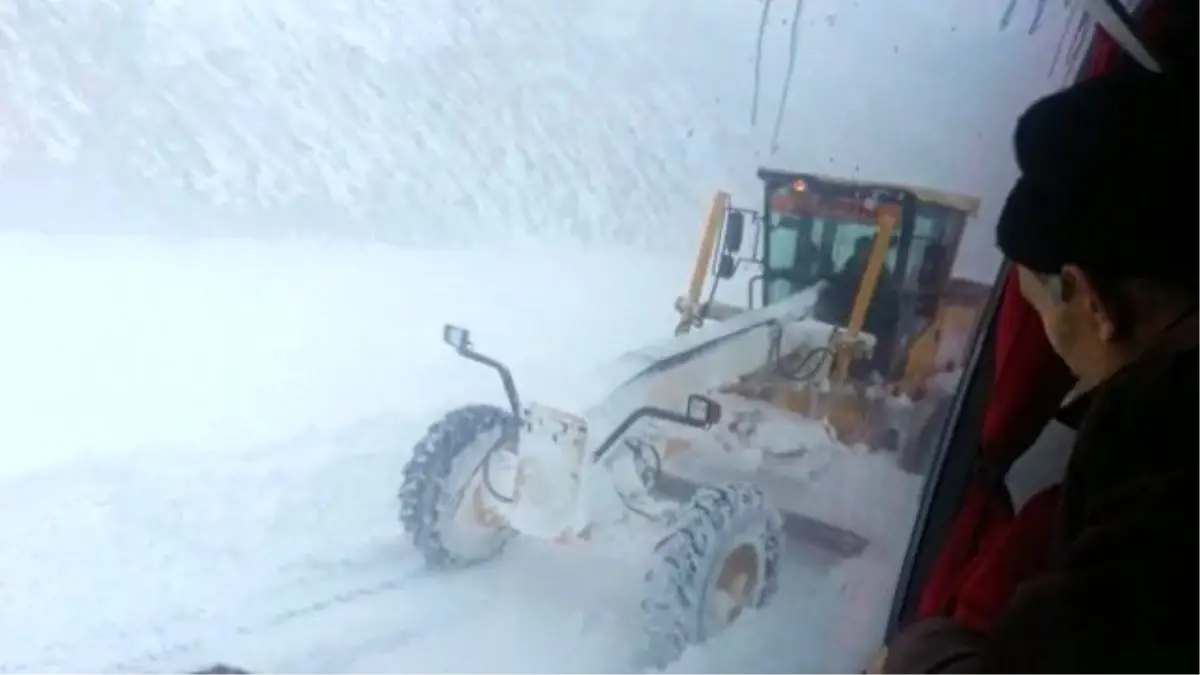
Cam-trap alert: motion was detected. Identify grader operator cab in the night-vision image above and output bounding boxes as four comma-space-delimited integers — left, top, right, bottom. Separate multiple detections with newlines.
673, 169, 988, 461
392, 168, 990, 669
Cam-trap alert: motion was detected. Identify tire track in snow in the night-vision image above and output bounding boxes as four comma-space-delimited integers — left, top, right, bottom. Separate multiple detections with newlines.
0, 421, 416, 674
22, 412, 426, 675
264, 587, 496, 675
101, 549, 432, 674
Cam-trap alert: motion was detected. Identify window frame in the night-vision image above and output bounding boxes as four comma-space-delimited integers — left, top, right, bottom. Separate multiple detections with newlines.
883, 0, 1166, 632
884, 262, 1009, 636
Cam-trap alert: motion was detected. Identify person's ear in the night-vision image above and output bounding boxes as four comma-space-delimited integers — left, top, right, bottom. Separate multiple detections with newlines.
1061, 264, 1117, 341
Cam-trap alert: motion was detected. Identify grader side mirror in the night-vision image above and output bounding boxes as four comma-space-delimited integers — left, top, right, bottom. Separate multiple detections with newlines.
442, 324, 472, 352
685, 394, 722, 428
716, 252, 737, 279
723, 211, 746, 253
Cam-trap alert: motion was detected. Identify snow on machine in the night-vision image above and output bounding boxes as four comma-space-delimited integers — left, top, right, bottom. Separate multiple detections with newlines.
398, 168, 988, 668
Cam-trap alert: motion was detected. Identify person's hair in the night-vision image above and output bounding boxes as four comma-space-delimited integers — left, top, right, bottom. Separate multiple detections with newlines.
1064, 270, 1136, 336
1037, 267, 1196, 339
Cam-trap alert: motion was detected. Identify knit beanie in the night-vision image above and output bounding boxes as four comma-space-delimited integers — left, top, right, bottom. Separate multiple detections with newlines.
994, 70, 1196, 294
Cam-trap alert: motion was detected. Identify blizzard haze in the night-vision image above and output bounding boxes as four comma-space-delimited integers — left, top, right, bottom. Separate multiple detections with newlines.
3, 0, 1081, 271
1, 0, 1087, 672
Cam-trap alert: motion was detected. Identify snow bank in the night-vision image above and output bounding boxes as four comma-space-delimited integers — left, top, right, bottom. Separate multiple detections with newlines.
0, 233, 690, 479
4, 0, 1080, 266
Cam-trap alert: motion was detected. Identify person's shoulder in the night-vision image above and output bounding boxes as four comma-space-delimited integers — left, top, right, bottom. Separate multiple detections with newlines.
1115, 343, 1196, 423
1072, 340, 1196, 496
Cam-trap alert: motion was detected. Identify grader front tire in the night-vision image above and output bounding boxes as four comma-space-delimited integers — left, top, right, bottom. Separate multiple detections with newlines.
398, 404, 516, 569
640, 482, 784, 668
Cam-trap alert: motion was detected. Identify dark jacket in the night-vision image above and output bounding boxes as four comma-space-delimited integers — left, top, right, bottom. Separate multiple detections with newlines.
885, 312, 1198, 673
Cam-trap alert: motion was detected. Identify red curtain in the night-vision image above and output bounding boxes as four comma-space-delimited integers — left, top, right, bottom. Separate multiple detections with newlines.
915, 271, 1076, 625
914, 1, 1170, 627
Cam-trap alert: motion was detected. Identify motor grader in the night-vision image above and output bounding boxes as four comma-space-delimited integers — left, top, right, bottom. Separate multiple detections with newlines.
672, 169, 990, 468
396, 169, 988, 669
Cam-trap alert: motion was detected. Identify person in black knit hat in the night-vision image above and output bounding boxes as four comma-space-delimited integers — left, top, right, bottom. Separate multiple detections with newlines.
877, 67, 1197, 674
997, 70, 1195, 383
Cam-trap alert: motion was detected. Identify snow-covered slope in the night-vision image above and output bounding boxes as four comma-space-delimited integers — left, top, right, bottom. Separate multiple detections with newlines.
5, 0, 1077, 267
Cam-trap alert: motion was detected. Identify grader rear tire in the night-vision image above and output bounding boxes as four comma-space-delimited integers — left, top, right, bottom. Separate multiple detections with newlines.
640, 482, 784, 669
398, 404, 516, 569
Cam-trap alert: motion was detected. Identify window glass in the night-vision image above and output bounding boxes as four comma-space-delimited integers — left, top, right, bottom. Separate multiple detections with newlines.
827, 220, 899, 270
0, 1, 1084, 673
901, 213, 949, 290
766, 223, 800, 273
765, 224, 800, 305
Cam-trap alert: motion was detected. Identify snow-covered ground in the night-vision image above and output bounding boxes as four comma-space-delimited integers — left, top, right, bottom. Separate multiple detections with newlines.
0, 234, 683, 671
0, 234, 913, 674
